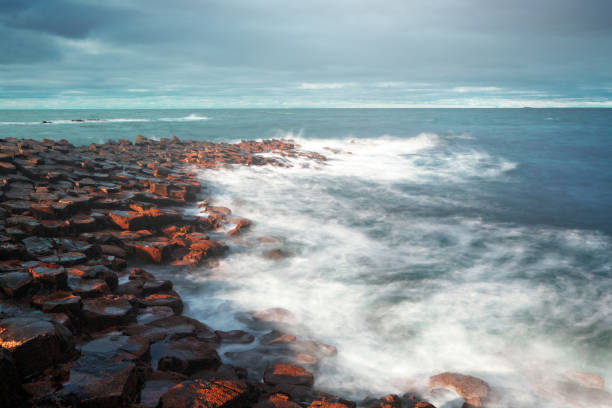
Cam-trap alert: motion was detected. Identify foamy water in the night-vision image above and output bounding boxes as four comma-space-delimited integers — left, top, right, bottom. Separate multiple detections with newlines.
180, 133, 612, 407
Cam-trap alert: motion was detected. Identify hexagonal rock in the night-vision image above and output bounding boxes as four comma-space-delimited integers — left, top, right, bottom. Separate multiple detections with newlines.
67, 264, 118, 290
68, 276, 111, 298
254, 393, 301, 408
81, 295, 136, 330
154, 337, 221, 374
428, 372, 489, 408
29, 264, 68, 289
109, 210, 148, 230
132, 239, 176, 263
159, 379, 256, 408
264, 364, 314, 388
57, 354, 140, 408
22, 236, 55, 257
0, 271, 33, 297
38, 251, 87, 267
137, 291, 183, 314
216, 330, 255, 345
79, 332, 150, 363
127, 315, 218, 344
31, 291, 81, 315
0, 317, 74, 377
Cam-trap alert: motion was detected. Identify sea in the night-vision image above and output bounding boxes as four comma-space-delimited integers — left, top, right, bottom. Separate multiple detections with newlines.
1, 108, 611, 407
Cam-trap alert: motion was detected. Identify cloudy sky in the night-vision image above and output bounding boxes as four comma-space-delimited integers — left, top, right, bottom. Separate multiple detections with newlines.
1, 0, 611, 108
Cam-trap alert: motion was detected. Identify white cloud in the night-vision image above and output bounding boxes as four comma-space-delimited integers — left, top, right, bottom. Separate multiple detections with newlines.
298, 82, 354, 90
126, 88, 150, 93
452, 86, 504, 93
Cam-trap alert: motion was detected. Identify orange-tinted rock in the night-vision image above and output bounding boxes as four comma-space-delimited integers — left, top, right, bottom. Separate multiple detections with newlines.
132, 239, 176, 263
29, 264, 68, 289
159, 379, 256, 408
264, 364, 314, 387
0, 316, 74, 377
31, 291, 81, 315
137, 291, 183, 314
68, 276, 111, 298
126, 315, 217, 344
429, 372, 489, 408
261, 330, 296, 346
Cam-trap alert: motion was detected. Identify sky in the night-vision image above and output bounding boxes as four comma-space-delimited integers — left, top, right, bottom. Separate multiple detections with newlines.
1, 0, 612, 108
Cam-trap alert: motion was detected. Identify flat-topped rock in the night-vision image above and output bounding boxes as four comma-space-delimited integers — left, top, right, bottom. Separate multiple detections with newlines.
81, 295, 136, 330
80, 332, 150, 363
159, 379, 256, 408
154, 336, 221, 374
264, 364, 314, 387
0, 271, 33, 297
136, 291, 183, 314
31, 291, 81, 315
29, 263, 68, 289
57, 354, 140, 408
0, 316, 73, 377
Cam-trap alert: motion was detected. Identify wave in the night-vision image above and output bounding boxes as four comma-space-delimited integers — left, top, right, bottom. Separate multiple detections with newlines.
184, 139, 612, 406
270, 132, 517, 183
0, 114, 210, 126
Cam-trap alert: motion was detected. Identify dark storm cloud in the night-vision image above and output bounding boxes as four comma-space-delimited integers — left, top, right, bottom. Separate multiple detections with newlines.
0, 0, 611, 107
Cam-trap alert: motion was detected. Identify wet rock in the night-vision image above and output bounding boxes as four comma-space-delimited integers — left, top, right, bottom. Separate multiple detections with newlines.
158, 379, 256, 408
264, 364, 314, 387
80, 332, 150, 363
81, 295, 136, 330
132, 239, 176, 263
261, 330, 297, 346
0, 271, 33, 297
264, 248, 292, 260
31, 291, 81, 315
429, 372, 489, 408
22, 236, 55, 257
67, 264, 118, 290
38, 251, 87, 266
254, 393, 301, 408
127, 315, 217, 343
363, 394, 402, 408
57, 354, 140, 408
216, 330, 255, 344
29, 263, 68, 289
0, 316, 74, 377
253, 307, 296, 325
308, 402, 355, 408
136, 291, 183, 314
561, 369, 605, 390
68, 275, 111, 298
154, 336, 221, 374
136, 306, 175, 325
100, 243, 127, 258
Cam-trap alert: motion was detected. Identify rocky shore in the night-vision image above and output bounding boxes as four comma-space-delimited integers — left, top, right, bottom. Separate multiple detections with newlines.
0, 135, 608, 408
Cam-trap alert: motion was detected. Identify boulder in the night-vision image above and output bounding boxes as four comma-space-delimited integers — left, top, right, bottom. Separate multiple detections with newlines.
159, 379, 256, 408
216, 330, 255, 345
429, 372, 489, 408
264, 364, 314, 387
0, 316, 73, 377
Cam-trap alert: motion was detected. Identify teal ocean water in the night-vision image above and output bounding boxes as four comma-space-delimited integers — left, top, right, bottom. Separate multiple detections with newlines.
1, 109, 611, 406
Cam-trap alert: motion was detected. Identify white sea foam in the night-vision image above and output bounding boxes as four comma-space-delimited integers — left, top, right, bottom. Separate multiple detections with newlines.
183, 133, 612, 407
